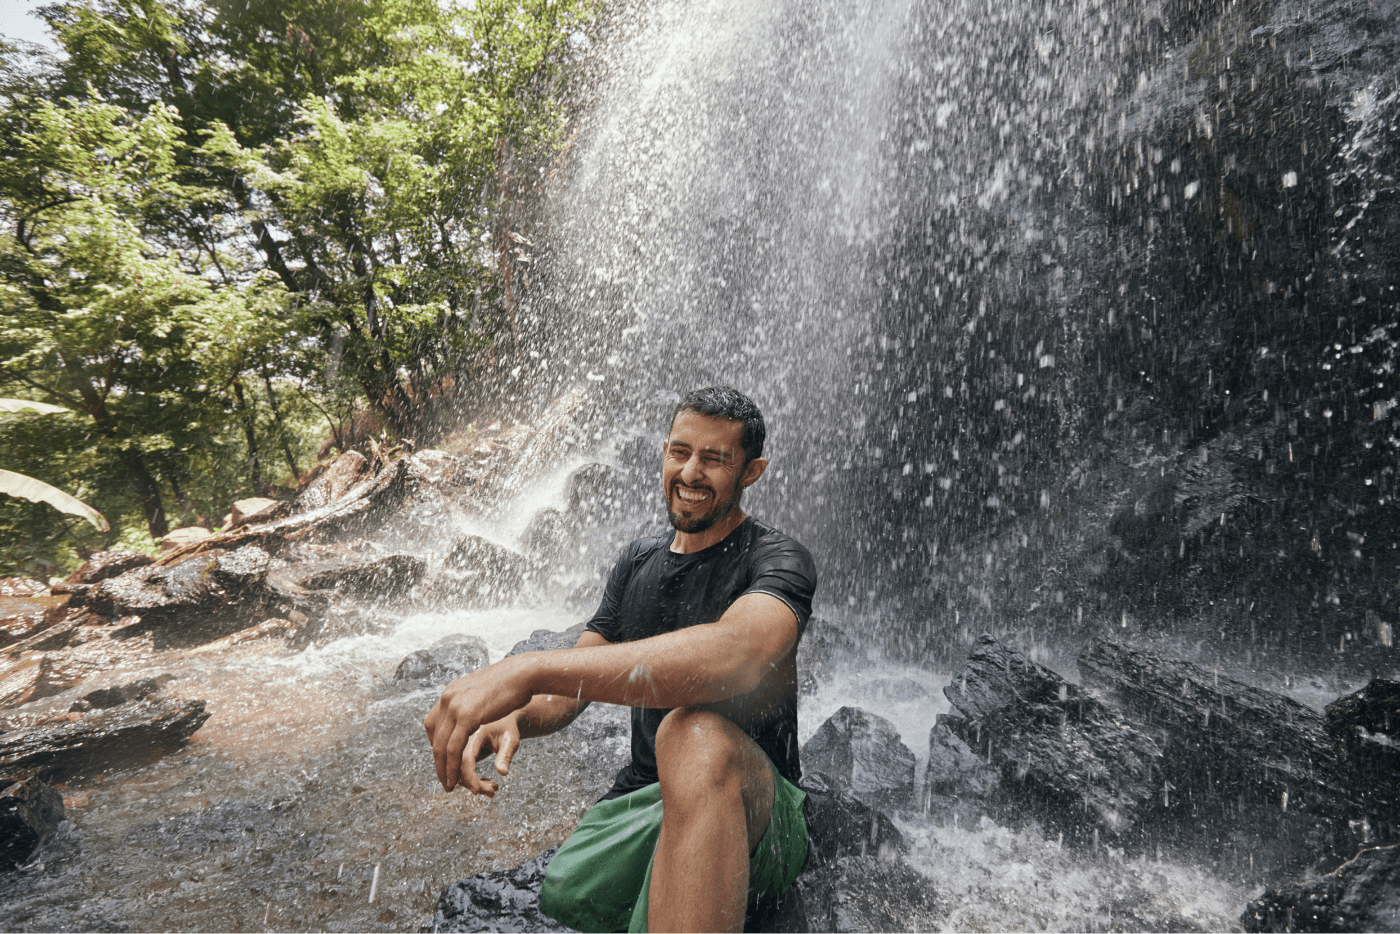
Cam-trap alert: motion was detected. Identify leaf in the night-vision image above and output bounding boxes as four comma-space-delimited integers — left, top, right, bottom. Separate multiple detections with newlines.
0, 469, 111, 531
0, 398, 70, 415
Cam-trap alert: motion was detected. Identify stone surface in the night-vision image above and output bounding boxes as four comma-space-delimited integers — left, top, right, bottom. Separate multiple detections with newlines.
68, 676, 166, 713
434, 534, 531, 606
1326, 678, 1400, 807
1242, 844, 1400, 933
81, 548, 275, 640
564, 462, 621, 518
0, 654, 88, 710
60, 552, 154, 587
394, 634, 490, 684
943, 634, 1163, 846
433, 846, 567, 933
801, 706, 917, 811
924, 716, 1000, 799
505, 623, 589, 658
228, 497, 288, 529
277, 552, 426, 600
519, 507, 582, 568
0, 777, 65, 872
0, 699, 209, 782
796, 617, 862, 696
0, 597, 70, 651
0, 579, 48, 597
159, 527, 212, 551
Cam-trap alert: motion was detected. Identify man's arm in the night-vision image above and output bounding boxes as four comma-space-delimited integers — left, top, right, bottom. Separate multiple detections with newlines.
424, 592, 799, 793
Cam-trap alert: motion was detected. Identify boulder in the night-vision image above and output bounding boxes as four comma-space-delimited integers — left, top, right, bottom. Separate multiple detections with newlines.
297, 451, 370, 512
82, 547, 275, 636
68, 676, 167, 713
1078, 637, 1361, 865
564, 462, 622, 519
1242, 844, 1400, 933
0, 698, 209, 782
159, 527, 212, 552
0, 578, 49, 597
924, 716, 1000, 800
60, 551, 154, 586
519, 507, 582, 568
275, 551, 426, 601
394, 634, 490, 684
505, 623, 588, 658
943, 634, 1163, 846
228, 497, 289, 529
433, 847, 567, 933
0, 777, 65, 872
434, 535, 531, 606
801, 706, 917, 811
0, 596, 71, 650
1325, 678, 1400, 814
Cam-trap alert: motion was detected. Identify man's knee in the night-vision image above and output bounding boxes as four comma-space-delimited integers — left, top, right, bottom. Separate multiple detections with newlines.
655, 707, 744, 784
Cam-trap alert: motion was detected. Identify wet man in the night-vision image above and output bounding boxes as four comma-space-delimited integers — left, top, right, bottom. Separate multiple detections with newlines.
423, 386, 817, 932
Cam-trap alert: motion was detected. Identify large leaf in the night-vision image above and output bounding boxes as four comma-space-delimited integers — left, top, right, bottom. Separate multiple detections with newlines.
0, 469, 110, 531
0, 398, 70, 415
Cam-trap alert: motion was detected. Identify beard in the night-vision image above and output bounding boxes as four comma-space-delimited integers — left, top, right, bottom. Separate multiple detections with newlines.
666, 479, 741, 534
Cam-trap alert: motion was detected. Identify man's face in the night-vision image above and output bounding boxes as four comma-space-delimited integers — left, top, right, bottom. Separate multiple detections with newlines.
662, 410, 750, 534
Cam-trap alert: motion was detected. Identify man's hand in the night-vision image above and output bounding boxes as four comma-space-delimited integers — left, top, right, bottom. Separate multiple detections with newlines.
458, 712, 522, 797
423, 656, 534, 793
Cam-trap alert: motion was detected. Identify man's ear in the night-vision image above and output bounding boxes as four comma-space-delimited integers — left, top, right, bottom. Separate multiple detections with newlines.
739, 457, 768, 488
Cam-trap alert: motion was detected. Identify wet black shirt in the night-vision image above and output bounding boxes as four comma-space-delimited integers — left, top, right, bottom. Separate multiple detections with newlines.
585, 516, 817, 799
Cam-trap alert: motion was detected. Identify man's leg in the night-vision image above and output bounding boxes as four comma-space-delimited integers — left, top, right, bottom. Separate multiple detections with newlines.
648, 707, 775, 932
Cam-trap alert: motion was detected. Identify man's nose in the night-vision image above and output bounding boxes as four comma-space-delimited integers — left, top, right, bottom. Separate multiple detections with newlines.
679, 454, 705, 484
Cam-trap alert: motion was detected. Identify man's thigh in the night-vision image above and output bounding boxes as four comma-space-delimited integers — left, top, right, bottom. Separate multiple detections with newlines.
653, 706, 775, 851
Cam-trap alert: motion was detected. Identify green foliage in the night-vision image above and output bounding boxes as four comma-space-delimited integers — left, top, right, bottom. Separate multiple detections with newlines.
0, 0, 592, 574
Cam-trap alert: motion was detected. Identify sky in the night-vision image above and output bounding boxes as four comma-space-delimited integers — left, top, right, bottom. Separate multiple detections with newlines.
1, 0, 58, 52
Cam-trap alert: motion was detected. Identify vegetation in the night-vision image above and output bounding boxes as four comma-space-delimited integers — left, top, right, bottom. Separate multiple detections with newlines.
0, 0, 593, 577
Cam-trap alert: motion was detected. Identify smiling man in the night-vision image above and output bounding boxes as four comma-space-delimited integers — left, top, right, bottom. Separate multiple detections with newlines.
423, 386, 817, 932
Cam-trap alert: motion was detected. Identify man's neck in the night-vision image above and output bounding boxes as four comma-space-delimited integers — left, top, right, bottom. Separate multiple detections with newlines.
669, 508, 749, 554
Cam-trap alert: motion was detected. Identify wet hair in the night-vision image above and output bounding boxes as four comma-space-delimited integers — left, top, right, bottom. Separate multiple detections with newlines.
671, 386, 766, 462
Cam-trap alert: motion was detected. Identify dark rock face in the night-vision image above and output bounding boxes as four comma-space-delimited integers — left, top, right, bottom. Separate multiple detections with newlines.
519, 508, 583, 568
1242, 844, 1400, 933
1326, 678, 1400, 815
801, 707, 917, 811
435, 534, 532, 606
796, 617, 862, 697
68, 676, 167, 713
924, 717, 999, 800
84, 547, 272, 628
943, 634, 1163, 845
505, 624, 588, 658
433, 847, 567, 933
0, 699, 209, 783
61, 551, 154, 586
0, 778, 65, 872
279, 551, 426, 600
564, 462, 622, 518
394, 634, 490, 684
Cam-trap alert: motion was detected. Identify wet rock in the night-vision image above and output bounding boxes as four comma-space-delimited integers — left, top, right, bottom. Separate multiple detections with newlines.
1078, 637, 1359, 865
394, 634, 490, 684
68, 676, 167, 713
796, 617, 862, 696
1242, 844, 1400, 933
61, 551, 154, 586
0, 698, 209, 782
504, 622, 589, 657
276, 551, 425, 600
1326, 678, 1400, 775
944, 634, 1163, 846
0, 596, 70, 651
403, 449, 468, 487
82, 548, 274, 638
0, 777, 65, 872
564, 462, 622, 518
228, 497, 288, 529
519, 507, 583, 567
433, 846, 567, 933
0, 579, 49, 597
0, 654, 89, 710
434, 534, 531, 606
801, 706, 917, 811
297, 451, 370, 512
924, 716, 1000, 799
159, 527, 212, 552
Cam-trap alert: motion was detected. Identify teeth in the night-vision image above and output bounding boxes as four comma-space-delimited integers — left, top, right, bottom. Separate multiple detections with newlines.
675, 487, 708, 503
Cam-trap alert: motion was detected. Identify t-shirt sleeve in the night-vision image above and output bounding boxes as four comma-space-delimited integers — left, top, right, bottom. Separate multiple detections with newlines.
743, 535, 818, 633
584, 541, 638, 643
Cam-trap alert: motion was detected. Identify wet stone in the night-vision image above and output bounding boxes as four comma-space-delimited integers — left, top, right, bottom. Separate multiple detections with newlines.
394, 634, 489, 684
0, 579, 49, 598
796, 618, 862, 697
433, 846, 567, 933
228, 497, 288, 529
564, 462, 621, 518
0, 699, 209, 783
504, 622, 588, 658
159, 527, 212, 552
61, 552, 154, 587
279, 552, 425, 600
68, 676, 168, 713
519, 507, 583, 567
0, 778, 65, 872
1242, 844, 1400, 933
924, 716, 1000, 800
801, 706, 917, 811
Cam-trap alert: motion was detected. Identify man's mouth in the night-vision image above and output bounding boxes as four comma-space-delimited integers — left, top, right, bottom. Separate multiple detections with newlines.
672, 485, 711, 506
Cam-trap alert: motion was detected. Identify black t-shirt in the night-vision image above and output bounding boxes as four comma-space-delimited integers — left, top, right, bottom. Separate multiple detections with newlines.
585, 516, 818, 800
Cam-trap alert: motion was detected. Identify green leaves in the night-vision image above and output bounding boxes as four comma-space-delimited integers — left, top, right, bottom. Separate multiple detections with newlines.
0, 468, 110, 531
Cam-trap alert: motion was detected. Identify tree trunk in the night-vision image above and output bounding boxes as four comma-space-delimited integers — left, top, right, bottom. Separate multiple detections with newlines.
261, 371, 301, 483
232, 380, 262, 490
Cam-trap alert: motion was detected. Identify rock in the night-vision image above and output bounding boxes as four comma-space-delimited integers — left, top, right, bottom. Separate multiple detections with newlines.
1242, 844, 1400, 933
504, 622, 589, 657
564, 462, 622, 518
82, 548, 275, 638
0, 596, 71, 651
68, 676, 166, 713
924, 716, 1000, 799
433, 846, 567, 933
403, 449, 467, 486
0, 578, 50, 597
1326, 678, 1400, 783
0, 777, 65, 872
228, 497, 288, 529
943, 635, 1163, 846
323, 450, 370, 499
1078, 637, 1359, 866
435, 534, 531, 606
187, 616, 298, 654
159, 527, 212, 552
0, 698, 209, 782
61, 551, 154, 586
796, 617, 862, 696
519, 507, 582, 567
0, 654, 88, 710
801, 706, 917, 811
394, 634, 490, 684
276, 551, 426, 600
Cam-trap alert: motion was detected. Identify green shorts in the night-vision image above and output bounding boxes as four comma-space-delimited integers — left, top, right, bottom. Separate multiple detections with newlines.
538, 770, 808, 933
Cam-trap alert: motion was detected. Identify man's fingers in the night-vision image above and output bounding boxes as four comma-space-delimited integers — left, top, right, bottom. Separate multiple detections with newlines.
494, 729, 518, 778
437, 720, 473, 792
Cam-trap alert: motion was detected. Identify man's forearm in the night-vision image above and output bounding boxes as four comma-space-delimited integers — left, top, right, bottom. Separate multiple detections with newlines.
515, 691, 589, 738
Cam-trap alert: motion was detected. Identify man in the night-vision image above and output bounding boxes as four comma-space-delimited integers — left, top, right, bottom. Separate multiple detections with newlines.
423, 386, 817, 933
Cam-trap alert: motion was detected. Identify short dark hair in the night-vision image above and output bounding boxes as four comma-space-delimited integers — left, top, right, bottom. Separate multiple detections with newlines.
672, 387, 766, 462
